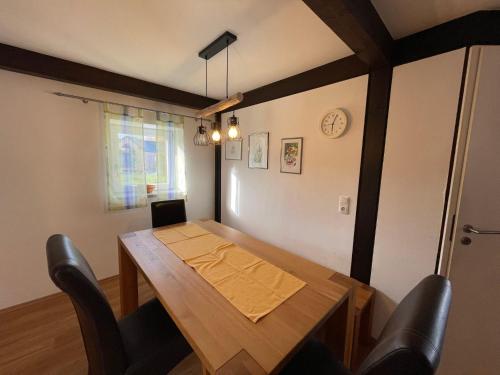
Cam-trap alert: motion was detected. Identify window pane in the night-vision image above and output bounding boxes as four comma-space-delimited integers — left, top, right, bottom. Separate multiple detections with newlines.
104, 110, 186, 210
105, 113, 147, 210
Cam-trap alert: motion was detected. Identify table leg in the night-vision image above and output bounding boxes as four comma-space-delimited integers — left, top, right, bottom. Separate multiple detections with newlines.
343, 288, 355, 367
119, 241, 138, 318
319, 287, 355, 368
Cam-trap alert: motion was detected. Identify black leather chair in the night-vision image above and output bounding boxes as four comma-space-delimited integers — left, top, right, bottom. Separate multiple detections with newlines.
46, 234, 192, 375
151, 199, 187, 228
281, 275, 452, 375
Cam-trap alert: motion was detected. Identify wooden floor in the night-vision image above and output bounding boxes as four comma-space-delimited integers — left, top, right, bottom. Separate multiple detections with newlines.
0, 274, 372, 374
0, 274, 200, 375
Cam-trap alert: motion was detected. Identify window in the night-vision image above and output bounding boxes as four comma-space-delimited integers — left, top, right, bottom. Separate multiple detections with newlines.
104, 105, 186, 210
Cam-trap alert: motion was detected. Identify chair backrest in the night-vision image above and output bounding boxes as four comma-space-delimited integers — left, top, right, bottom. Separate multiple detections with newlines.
151, 199, 187, 228
357, 275, 452, 375
46, 234, 128, 375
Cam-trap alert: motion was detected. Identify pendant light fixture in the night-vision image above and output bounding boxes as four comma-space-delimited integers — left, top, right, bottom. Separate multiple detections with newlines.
193, 120, 210, 146
210, 126, 222, 144
227, 111, 241, 140
196, 31, 243, 134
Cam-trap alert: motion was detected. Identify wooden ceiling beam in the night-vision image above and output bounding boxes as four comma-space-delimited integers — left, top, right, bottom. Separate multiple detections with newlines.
302, 0, 393, 68
225, 54, 368, 112
394, 11, 500, 66
0, 42, 217, 109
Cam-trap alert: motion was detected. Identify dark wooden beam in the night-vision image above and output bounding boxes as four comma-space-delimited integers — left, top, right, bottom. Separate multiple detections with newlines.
225, 55, 368, 112
0, 42, 217, 109
350, 66, 393, 284
394, 11, 500, 66
303, 0, 393, 67
302, 0, 394, 283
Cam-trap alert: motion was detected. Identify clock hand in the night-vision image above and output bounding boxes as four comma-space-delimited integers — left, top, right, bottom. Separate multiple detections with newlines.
331, 114, 338, 132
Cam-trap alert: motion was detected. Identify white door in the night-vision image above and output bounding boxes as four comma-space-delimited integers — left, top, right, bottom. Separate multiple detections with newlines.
439, 46, 500, 375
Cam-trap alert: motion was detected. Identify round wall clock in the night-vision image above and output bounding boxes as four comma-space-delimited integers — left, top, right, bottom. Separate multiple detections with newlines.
320, 108, 349, 138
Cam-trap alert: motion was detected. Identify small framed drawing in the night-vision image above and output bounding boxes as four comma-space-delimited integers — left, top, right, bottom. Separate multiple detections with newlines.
225, 139, 242, 160
248, 132, 269, 169
280, 137, 303, 174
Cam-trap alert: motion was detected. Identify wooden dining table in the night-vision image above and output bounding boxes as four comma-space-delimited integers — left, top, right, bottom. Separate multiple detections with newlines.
118, 220, 354, 375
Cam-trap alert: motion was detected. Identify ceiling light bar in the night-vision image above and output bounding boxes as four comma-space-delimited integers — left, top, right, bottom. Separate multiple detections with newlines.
196, 92, 243, 119
198, 31, 237, 60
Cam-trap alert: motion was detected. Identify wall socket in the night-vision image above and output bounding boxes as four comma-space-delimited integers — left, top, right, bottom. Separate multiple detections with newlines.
338, 195, 350, 215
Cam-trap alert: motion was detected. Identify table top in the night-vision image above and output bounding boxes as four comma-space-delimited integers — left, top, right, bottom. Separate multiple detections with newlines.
118, 220, 351, 374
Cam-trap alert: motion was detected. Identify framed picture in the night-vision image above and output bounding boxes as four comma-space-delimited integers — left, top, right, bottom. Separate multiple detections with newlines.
248, 132, 269, 169
280, 137, 303, 174
225, 139, 242, 160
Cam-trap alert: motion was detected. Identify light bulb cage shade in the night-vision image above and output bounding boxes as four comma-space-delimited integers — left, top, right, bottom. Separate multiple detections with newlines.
226, 115, 242, 140
193, 121, 210, 146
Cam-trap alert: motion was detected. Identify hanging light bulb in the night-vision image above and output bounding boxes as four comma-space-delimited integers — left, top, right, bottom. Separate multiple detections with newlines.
211, 129, 222, 143
207, 117, 223, 144
193, 120, 210, 146
227, 112, 241, 140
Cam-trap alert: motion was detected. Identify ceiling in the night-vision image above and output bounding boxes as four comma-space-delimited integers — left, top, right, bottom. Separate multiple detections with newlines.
372, 0, 500, 39
0, 0, 352, 99
1, 1, 498, 99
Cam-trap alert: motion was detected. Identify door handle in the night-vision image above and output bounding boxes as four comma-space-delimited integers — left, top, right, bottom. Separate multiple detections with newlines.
463, 224, 500, 234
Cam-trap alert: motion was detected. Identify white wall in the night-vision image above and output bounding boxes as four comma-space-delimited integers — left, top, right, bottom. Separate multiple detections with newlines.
370, 49, 466, 336
0, 70, 214, 309
0, 50, 467, 318
221, 76, 368, 274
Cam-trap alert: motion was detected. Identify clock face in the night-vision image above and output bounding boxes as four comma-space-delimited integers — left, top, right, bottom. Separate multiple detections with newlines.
320, 109, 348, 138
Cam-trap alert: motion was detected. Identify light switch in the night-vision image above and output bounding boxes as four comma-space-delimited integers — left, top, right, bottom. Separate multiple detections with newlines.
339, 195, 350, 215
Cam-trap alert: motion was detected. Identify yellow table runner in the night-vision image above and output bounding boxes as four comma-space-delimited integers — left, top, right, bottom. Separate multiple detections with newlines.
153, 224, 306, 322
153, 223, 211, 245
168, 234, 232, 261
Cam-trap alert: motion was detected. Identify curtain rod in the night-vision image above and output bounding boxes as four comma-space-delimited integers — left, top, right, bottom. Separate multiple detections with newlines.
52, 92, 212, 123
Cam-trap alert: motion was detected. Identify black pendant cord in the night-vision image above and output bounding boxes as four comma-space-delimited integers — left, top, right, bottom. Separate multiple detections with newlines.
203, 57, 207, 128
227, 42, 236, 121
200, 58, 207, 129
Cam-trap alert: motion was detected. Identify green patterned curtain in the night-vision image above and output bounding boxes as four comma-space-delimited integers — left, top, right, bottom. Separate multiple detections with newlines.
104, 104, 186, 210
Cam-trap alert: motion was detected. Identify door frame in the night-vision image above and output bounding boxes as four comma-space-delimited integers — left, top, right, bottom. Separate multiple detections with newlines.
437, 46, 483, 276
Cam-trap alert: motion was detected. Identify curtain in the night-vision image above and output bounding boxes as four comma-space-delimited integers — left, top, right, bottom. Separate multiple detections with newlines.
104, 104, 186, 211
150, 112, 186, 201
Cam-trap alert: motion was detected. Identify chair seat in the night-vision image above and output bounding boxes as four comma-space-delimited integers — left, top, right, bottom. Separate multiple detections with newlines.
119, 299, 192, 375
280, 339, 351, 375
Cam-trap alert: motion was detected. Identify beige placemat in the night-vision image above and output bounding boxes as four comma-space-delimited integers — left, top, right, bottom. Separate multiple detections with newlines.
186, 245, 306, 322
